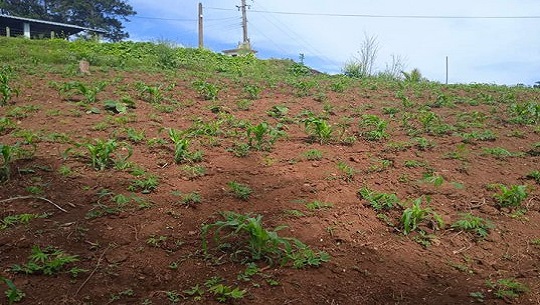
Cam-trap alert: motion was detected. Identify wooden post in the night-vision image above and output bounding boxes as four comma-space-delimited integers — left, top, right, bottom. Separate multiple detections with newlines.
5, 27, 9, 37
198, 2, 203, 48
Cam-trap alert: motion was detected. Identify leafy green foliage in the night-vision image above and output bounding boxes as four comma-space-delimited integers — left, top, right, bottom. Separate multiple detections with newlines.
193, 80, 220, 101
486, 278, 528, 300
243, 83, 262, 100
168, 128, 203, 163
1, 213, 49, 230
0, 143, 19, 181
358, 187, 400, 211
103, 97, 135, 114
526, 170, 540, 184
507, 101, 540, 125
85, 139, 131, 170
359, 114, 389, 141
246, 122, 286, 151
11, 245, 79, 276
492, 184, 528, 208
451, 213, 494, 238
202, 211, 330, 267
0, 65, 19, 106
401, 197, 444, 235
303, 116, 333, 143
1, 276, 24, 304
227, 181, 252, 200
52, 81, 107, 103
302, 149, 323, 161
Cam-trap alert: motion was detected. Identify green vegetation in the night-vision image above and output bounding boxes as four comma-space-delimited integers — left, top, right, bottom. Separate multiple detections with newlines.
492, 184, 528, 208
451, 213, 494, 238
11, 245, 80, 276
84, 138, 131, 170
227, 181, 252, 200
0, 65, 19, 106
486, 278, 528, 300
202, 211, 330, 267
1, 276, 24, 304
401, 197, 444, 235
358, 187, 400, 211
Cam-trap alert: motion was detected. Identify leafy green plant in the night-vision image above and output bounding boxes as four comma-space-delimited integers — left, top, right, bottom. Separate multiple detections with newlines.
227, 181, 252, 200
11, 245, 79, 275
507, 101, 539, 125
181, 164, 206, 179
1, 276, 24, 304
0, 65, 19, 106
128, 175, 159, 194
303, 116, 333, 144
451, 213, 494, 238
243, 83, 262, 100
359, 114, 389, 141
422, 171, 445, 187
52, 80, 107, 103
525, 170, 540, 184
492, 184, 528, 208
459, 130, 497, 143
482, 147, 518, 159
193, 80, 220, 101
124, 127, 145, 143
267, 105, 289, 118
201, 211, 330, 267
358, 187, 400, 211
103, 97, 135, 114
401, 197, 444, 235
336, 161, 356, 182
302, 149, 323, 161
167, 128, 203, 163
1, 213, 49, 230
0, 117, 16, 134
135, 82, 165, 104
306, 200, 333, 211
486, 278, 528, 300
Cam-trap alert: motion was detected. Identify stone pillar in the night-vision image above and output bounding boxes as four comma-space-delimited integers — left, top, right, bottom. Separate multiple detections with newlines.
5, 27, 9, 37
23, 22, 30, 38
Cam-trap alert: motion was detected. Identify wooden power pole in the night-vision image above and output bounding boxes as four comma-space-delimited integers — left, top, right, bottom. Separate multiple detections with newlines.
198, 2, 203, 48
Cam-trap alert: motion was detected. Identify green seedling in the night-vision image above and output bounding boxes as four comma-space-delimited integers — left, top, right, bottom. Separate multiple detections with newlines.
336, 161, 356, 182
486, 278, 528, 300
103, 98, 135, 114
246, 121, 286, 151
134, 82, 166, 104
227, 181, 252, 200
124, 127, 145, 143
181, 165, 206, 179
168, 128, 203, 163
11, 245, 79, 275
243, 83, 262, 99
0, 143, 19, 181
1, 213, 49, 230
492, 184, 527, 208
267, 105, 289, 118
52, 80, 106, 103
0, 117, 16, 134
1, 276, 24, 304
302, 149, 323, 161
306, 200, 333, 210
358, 187, 400, 211
401, 197, 444, 235
84, 139, 132, 170
451, 213, 494, 238
525, 170, 540, 184
482, 147, 517, 159
128, 175, 159, 193
507, 101, 539, 125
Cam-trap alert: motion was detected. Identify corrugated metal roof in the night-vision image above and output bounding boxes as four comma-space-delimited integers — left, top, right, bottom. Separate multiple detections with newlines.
0, 14, 107, 34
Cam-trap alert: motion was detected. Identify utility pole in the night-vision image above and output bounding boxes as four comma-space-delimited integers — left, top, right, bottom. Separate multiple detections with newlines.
238, 0, 250, 48
198, 2, 203, 48
445, 56, 449, 85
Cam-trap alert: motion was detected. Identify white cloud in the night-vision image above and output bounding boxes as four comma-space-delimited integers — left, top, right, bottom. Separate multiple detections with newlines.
126, 0, 540, 84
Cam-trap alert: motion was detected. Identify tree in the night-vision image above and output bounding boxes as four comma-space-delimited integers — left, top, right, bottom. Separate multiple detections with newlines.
0, 0, 136, 41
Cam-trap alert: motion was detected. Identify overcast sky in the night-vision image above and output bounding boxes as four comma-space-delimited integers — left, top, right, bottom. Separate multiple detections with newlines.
125, 1, 540, 85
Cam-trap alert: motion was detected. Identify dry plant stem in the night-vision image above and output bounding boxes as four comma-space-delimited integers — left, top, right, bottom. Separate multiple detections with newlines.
0, 195, 68, 212
75, 244, 111, 296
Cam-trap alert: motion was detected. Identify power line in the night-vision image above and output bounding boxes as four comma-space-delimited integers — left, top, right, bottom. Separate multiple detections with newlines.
132, 15, 237, 22
205, 7, 540, 19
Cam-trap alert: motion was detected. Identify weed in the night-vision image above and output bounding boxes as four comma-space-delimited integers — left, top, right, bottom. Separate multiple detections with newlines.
181, 164, 206, 179
227, 181, 252, 200
0, 117, 16, 134
486, 278, 528, 300
267, 105, 289, 118
202, 211, 330, 267
52, 80, 107, 103
306, 200, 333, 210
1, 213, 49, 230
422, 171, 445, 187
183, 284, 205, 300
404, 160, 426, 168
228, 142, 251, 157
124, 127, 145, 143
236, 99, 252, 110
146, 235, 167, 248
492, 184, 527, 208
507, 101, 539, 125
482, 147, 518, 159
128, 175, 159, 194
459, 130, 497, 143
0, 65, 19, 106
525, 170, 540, 184
193, 80, 220, 100
1, 276, 24, 304
11, 245, 79, 275
359, 114, 389, 141
168, 128, 203, 163
336, 161, 356, 182
401, 197, 444, 235
358, 187, 400, 211
243, 83, 262, 99
443, 143, 469, 161
302, 149, 323, 161
451, 213, 494, 238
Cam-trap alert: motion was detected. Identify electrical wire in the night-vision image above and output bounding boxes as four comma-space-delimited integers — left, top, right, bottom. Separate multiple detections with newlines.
205, 7, 540, 19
